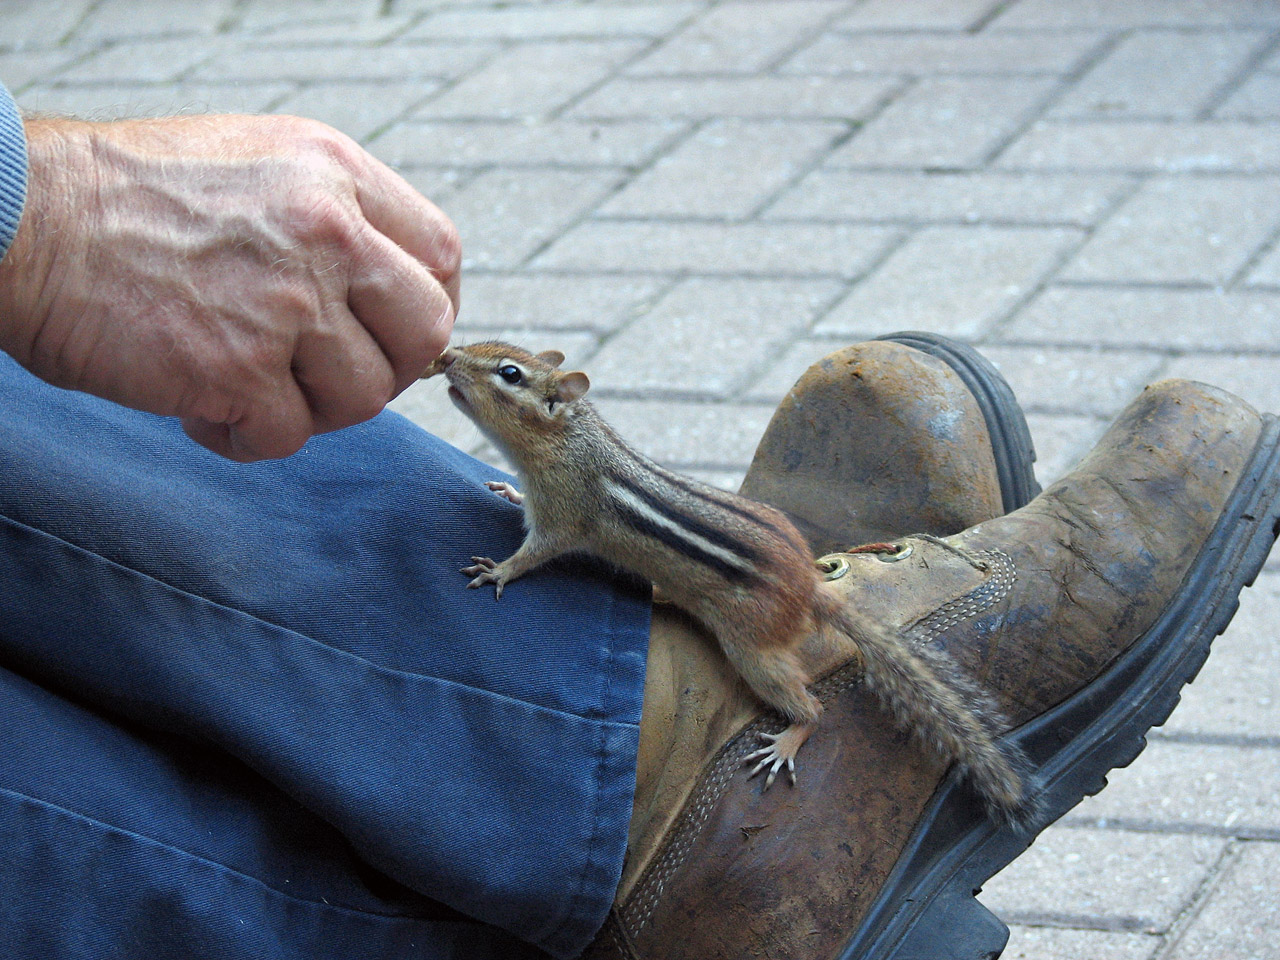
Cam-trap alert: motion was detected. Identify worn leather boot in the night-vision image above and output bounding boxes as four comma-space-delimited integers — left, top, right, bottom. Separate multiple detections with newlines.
740, 332, 1039, 555
594, 379, 1280, 960
626, 334, 1038, 917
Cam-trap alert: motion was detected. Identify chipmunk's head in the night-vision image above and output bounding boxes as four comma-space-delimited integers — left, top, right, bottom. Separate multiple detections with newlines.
423, 341, 591, 455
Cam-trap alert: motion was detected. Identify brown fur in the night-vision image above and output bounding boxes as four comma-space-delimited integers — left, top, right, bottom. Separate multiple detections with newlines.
425, 341, 1032, 823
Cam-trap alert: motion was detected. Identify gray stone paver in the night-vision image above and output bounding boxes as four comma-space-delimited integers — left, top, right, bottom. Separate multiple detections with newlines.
763, 169, 1133, 226
826, 76, 1059, 169
596, 118, 846, 218
813, 224, 1081, 339
7, 1, 1280, 955
1165, 842, 1280, 960
1059, 176, 1280, 285
625, 0, 845, 75
1045, 28, 1272, 120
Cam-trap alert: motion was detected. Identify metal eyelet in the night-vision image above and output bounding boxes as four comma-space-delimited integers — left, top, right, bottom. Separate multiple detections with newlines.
875, 543, 914, 563
815, 555, 850, 581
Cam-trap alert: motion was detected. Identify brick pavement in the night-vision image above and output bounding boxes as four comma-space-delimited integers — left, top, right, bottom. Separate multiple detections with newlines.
4, 0, 1280, 956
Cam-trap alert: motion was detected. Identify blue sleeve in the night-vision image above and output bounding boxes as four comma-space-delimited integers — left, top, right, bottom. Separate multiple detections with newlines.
0, 82, 29, 261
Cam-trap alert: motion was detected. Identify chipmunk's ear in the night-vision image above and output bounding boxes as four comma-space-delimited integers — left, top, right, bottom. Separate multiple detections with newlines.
555, 371, 590, 403
536, 350, 566, 369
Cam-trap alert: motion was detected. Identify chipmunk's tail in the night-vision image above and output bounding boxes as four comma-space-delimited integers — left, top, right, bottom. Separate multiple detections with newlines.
815, 593, 1036, 828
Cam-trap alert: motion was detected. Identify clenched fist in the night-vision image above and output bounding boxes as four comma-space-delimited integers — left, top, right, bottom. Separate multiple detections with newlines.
0, 113, 459, 461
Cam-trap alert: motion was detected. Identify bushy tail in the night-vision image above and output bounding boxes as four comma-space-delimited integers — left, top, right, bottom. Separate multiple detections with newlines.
816, 594, 1036, 828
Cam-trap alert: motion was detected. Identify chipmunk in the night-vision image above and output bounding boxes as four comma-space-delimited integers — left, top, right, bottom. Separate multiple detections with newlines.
423, 341, 1031, 824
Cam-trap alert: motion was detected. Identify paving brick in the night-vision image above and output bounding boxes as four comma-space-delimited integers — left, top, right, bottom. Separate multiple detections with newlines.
1159, 574, 1280, 738
59, 37, 230, 83
815, 226, 1081, 339
998, 120, 1280, 172
979, 345, 1166, 416
980, 826, 1228, 931
588, 277, 844, 398
236, 0, 385, 29
1166, 842, 1280, 960
764, 170, 1132, 226
627, 0, 843, 75
588, 397, 775, 468
740, 336, 853, 403
408, 3, 701, 40
15, 81, 293, 119
1215, 71, 1280, 119
1004, 287, 1280, 350
836, 0, 1005, 30
371, 118, 687, 169
1245, 242, 1280, 286
194, 42, 494, 83
246, 17, 415, 46
0, 0, 97, 51
454, 274, 669, 333
1049, 29, 1271, 120
75, 0, 234, 40
1065, 741, 1280, 832
781, 30, 1104, 76
567, 74, 897, 120
827, 77, 1058, 170
444, 168, 623, 269
534, 220, 899, 277
1024, 412, 1108, 486
1160, 354, 1280, 416
1003, 925, 1160, 960
272, 81, 439, 142
992, 0, 1280, 28
0, 50, 80, 92
1060, 176, 1280, 285
596, 119, 846, 219
413, 40, 646, 120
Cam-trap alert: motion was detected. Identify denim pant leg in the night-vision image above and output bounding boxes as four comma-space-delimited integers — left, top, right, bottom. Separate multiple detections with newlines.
0, 355, 651, 959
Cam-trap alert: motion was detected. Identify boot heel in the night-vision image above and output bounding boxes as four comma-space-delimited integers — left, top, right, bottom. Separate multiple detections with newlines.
887, 887, 1009, 960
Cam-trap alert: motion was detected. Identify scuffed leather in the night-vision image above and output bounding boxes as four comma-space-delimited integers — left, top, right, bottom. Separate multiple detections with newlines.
740, 341, 1006, 555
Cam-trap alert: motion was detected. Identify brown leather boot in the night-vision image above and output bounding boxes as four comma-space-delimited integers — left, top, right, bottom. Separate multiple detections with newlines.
593, 379, 1280, 960
625, 334, 1037, 920
740, 332, 1039, 556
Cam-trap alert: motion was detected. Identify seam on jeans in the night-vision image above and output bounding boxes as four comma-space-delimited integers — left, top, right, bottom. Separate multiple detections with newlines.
0, 784, 455, 926
0, 509, 632, 730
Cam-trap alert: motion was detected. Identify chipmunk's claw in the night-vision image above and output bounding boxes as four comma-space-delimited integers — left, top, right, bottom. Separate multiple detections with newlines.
461, 557, 506, 599
484, 480, 524, 505
744, 732, 797, 790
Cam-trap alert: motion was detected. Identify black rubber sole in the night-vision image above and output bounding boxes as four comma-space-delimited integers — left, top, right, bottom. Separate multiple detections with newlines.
840, 413, 1280, 960
876, 332, 1040, 514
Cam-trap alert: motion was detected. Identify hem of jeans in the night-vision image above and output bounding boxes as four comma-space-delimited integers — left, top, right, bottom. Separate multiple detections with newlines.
537, 582, 649, 959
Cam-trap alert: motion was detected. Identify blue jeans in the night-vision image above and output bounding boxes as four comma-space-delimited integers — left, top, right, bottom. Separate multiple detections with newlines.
0, 354, 651, 959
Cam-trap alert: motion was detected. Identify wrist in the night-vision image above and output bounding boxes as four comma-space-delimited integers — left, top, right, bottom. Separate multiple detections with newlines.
0, 115, 90, 370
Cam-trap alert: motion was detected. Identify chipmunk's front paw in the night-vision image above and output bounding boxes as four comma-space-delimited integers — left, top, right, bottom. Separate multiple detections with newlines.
484, 481, 524, 505
743, 723, 815, 790
461, 556, 510, 599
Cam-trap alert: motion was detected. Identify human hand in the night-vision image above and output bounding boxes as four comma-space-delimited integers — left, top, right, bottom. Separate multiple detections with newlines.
0, 114, 459, 461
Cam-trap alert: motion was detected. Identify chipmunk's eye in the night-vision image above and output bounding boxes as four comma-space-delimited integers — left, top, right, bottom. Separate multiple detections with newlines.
497, 364, 523, 385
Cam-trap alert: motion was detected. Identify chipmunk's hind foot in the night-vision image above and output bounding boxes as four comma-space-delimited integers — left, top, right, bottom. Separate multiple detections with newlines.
744, 722, 816, 790
462, 556, 509, 599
